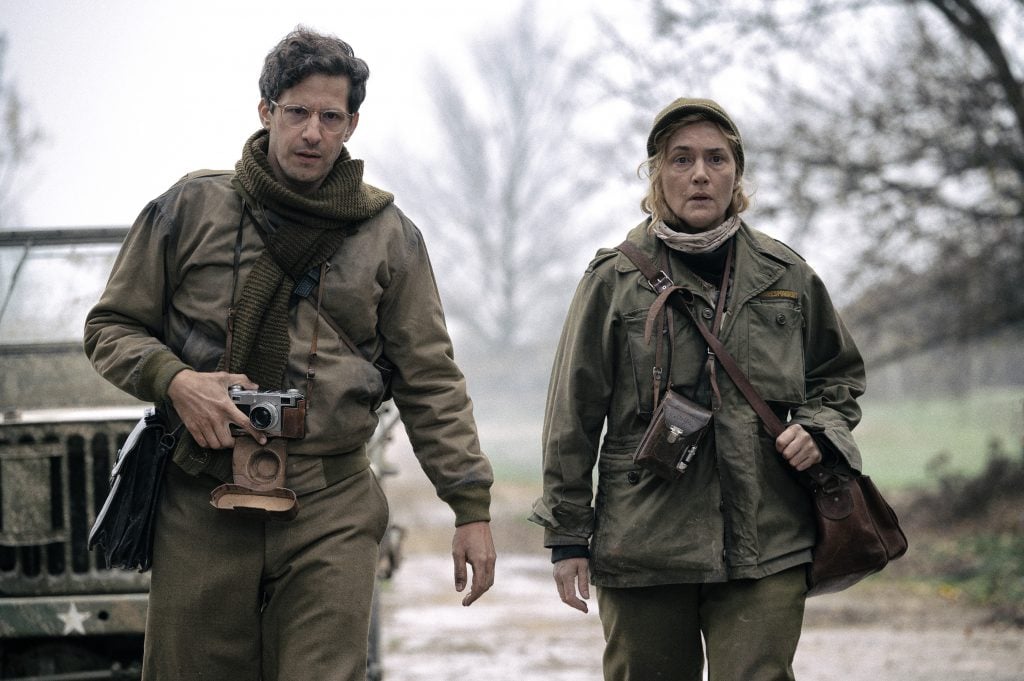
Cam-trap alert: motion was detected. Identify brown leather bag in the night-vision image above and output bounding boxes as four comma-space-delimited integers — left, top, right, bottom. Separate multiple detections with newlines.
634, 389, 713, 480
805, 471, 908, 595
617, 240, 908, 596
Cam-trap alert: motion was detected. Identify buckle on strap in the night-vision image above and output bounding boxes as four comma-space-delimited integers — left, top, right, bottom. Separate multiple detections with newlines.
650, 270, 673, 293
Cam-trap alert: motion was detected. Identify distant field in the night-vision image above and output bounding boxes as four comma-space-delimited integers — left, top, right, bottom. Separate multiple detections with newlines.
479, 388, 1024, 492
856, 387, 1024, 489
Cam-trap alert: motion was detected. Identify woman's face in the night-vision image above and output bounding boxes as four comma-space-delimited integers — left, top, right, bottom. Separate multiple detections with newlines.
659, 121, 737, 232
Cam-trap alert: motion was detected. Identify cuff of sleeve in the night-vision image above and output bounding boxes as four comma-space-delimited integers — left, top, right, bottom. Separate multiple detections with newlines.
446, 483, 492, 526
809, 431, 840, 467
551, 545, 590, 563
138, 348, 191, 403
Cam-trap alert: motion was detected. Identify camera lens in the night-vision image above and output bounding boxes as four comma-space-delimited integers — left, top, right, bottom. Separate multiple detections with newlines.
249, 405, 276, 430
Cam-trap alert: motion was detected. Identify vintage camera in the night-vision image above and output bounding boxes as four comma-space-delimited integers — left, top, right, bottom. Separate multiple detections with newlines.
229, 386, 306, 439
213, 387, 307, 521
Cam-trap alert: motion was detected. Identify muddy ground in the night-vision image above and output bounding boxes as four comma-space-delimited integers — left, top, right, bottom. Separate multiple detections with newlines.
377, 553, 1023, 681
375, 452, 1023, 681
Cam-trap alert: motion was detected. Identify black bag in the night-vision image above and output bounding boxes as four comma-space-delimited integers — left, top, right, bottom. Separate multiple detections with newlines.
634, 390, 713, 480
89, 408, 178, 572
805, 470, 909, 596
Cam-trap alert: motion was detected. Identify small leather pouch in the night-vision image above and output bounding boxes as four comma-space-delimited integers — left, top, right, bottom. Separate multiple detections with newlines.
210, 436, 298, 521
633, 390, 713, 481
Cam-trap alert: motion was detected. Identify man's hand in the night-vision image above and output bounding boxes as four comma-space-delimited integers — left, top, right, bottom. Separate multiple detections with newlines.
451, 521, 496, 606
553, 557, 590, 613
775, 424, 823, 471
167, 369, 265, 449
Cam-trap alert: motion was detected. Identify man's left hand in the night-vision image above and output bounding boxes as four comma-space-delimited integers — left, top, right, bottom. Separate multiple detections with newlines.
451, 521, 496, 606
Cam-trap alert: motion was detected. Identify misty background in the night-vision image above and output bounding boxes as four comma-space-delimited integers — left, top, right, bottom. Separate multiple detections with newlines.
2, 0, 1022, 485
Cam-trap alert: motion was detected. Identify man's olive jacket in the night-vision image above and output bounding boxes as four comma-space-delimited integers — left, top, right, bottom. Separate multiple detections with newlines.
530, 221, 865, 587
85, 170, 492, 525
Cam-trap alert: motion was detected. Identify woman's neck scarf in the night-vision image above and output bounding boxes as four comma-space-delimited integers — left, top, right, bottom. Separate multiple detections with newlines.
650, 215, 742, 254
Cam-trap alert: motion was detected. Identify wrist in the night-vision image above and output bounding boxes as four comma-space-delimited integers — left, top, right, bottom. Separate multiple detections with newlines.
551, 545, 590, 563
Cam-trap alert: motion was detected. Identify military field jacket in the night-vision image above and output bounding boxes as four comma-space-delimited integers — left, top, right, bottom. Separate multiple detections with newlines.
530, 220, 866, 587
85, 171, 492, 524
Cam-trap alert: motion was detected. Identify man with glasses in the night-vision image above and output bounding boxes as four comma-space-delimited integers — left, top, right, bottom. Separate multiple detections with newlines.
85, 26, 496, 680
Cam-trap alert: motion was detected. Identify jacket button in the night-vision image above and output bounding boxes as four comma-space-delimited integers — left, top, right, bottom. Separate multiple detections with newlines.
627, 471, 640, 485
702, 308, 714, 319
776, 313, 787, 325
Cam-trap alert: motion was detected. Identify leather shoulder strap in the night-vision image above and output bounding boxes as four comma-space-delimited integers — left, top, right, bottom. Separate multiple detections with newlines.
616, 239, 786, 437
615, 239, 837, 487
617, 240, 674, 292
614, 238, 839, 489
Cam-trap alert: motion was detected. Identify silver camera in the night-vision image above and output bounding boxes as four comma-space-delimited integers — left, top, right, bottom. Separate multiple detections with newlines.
229, 386, 306, 439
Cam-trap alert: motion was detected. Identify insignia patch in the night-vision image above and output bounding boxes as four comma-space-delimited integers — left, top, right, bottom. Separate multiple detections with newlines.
758, 289, 799, 300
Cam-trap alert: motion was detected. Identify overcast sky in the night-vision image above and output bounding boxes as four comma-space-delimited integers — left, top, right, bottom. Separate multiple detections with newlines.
2, 0, 621, 228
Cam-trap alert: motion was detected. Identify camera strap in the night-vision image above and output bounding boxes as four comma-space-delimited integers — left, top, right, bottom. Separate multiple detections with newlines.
304, 262, 327, 408
223, 205, 247, 372
225, 202, 324, 408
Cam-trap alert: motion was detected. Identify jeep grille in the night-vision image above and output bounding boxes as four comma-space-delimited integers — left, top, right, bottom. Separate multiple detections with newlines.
0, 418, 149, 595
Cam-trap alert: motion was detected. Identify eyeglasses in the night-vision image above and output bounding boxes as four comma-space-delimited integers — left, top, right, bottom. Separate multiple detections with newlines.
270, 100, 354, 134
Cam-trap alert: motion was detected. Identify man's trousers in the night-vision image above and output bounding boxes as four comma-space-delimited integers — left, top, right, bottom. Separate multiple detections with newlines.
142, 461, 389, 681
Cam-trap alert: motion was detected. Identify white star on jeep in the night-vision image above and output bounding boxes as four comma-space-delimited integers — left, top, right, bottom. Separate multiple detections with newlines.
58, 603, 90, 635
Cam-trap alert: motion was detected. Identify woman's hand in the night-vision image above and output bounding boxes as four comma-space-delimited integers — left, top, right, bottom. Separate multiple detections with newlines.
553, 557, 591, 613
775, 424, 823, 471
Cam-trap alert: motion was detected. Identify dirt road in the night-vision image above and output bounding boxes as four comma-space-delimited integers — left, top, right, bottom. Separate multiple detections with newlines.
376, 552, 1023, 681
375, 438, 1022, 680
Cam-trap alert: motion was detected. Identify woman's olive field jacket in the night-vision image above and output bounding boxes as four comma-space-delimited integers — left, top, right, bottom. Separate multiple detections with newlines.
530, 221, 866, 588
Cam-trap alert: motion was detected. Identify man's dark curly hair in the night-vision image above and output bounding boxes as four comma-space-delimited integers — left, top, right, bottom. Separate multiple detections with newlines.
259, 26, 370, 113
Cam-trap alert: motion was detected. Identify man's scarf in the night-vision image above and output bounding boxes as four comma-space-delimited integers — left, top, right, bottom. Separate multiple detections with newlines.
225, 129, 394, 390
177, 129, 393, 479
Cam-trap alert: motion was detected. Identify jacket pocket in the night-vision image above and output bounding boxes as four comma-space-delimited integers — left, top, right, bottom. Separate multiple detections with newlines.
591, 448, 723, 576
624, 306, 708, 418
743, 299, 806, 405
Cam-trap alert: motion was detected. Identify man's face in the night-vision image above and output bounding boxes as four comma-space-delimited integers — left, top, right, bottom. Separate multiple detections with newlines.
257, 73, 359, 195
659, 121, 737, 232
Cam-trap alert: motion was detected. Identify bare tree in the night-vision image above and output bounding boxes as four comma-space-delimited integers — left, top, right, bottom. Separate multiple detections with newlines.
376, 2, 614, 356
598, 0, 1024, 366
0, 35, 44, 227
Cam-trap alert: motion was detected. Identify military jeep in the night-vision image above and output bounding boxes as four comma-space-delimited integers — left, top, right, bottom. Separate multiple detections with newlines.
0, 227, 400, 680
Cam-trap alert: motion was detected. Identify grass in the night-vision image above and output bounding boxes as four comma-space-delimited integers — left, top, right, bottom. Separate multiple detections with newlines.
465, 386, 1024, 624
856, 387, 1024, 489
476, 387, 1024, 491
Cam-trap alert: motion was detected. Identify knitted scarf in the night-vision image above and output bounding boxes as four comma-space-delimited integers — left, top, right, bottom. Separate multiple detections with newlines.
177, 129, 393, 480
225, 129, 393, 389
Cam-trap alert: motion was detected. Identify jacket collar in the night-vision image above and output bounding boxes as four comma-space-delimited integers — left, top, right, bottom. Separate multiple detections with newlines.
615, 219, 798, 303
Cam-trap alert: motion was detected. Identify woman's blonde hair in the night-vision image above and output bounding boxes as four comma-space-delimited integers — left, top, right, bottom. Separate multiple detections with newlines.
640, 114, 750, 227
